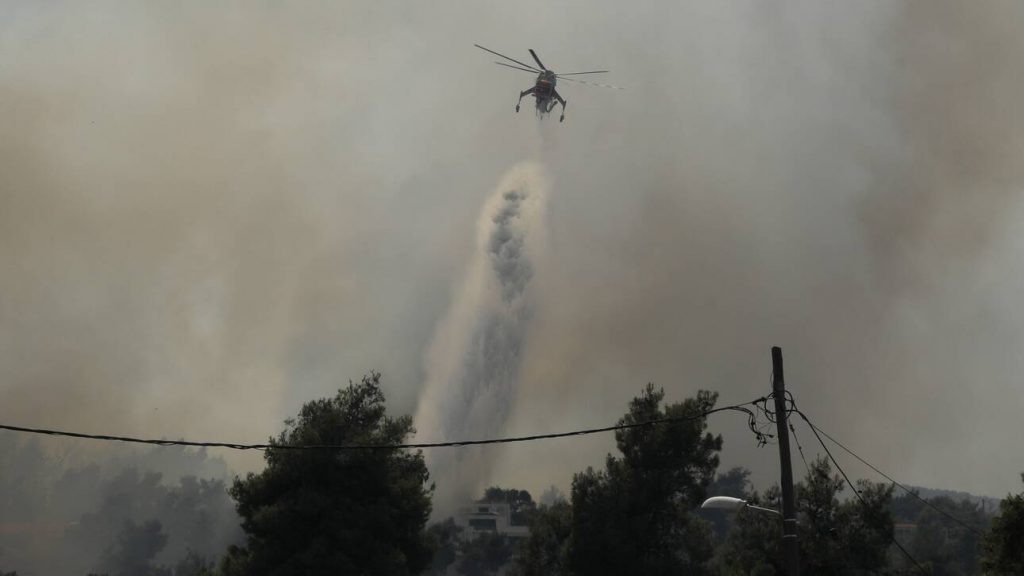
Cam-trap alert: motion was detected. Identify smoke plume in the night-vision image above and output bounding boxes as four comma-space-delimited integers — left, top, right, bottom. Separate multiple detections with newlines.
3, 3, 1024, 543
415, 162, 548, 513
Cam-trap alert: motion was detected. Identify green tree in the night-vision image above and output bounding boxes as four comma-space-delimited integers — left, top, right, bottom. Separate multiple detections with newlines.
457, 532, 514, 576
566, 385, 723, 575
709, 486, 782, 575
889, 488, 991, 575
63, 468, 239, 574
905, 495, 988, 575
423, 518, 462, 575
100, 519, 170, 576
516, 500, 571, 576
221, 373, 433, 576
710, 467, 753, 500
712, 459, 895, 576
797, 457, 894, 575
704, 467, 753, 540
172, 550, 215, 576
482, 487, 536, 525
982, 474, 1024, 575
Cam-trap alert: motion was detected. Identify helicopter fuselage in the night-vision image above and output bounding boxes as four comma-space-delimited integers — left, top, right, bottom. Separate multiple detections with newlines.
532, 71, 559, 113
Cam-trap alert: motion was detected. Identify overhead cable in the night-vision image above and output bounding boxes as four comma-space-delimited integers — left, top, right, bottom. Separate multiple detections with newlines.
803, 418, 985, 537
788, 420, 811, 476
795, 409, 929, 576
0, 400, 764, 452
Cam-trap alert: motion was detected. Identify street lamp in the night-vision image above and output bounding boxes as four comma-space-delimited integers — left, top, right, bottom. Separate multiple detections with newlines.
701, 496, 781, 516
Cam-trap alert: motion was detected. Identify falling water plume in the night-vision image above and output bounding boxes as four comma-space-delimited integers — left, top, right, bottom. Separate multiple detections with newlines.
414, 161, 548, 515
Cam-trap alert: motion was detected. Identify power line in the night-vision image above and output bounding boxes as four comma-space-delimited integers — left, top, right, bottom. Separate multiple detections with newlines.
805, 419, 984, 537
788, 420, 811, 476
795, 409, 929, 576
0, 400, 763, 452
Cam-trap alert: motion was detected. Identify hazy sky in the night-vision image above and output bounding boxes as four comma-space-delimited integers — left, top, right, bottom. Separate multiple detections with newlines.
2, 1, 1023, 499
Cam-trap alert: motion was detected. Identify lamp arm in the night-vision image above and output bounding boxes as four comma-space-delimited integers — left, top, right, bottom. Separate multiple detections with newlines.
744, 503, 782, 516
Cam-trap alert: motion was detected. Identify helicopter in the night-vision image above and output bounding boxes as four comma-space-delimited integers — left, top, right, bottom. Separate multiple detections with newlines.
474, 44, 618, 122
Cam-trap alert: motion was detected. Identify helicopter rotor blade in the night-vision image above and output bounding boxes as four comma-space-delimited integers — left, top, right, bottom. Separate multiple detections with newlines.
556, 76, 623, 90
557, 70, 609, 76
528, 49, 548, 71
494, 61, 541, 74
474, 44, 541, 72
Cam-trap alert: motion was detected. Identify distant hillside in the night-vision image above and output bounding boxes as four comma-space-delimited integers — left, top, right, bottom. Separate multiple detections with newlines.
905, 485, 1002, 512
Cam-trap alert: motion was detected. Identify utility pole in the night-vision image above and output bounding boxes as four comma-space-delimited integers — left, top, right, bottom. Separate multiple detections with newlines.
772, 346, 800, 576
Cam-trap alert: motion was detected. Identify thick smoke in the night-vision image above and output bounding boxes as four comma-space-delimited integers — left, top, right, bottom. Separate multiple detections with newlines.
3, 4, 1024, 552
415, 162, 548, 514
0, 432, 241, 575
485, 2, 1024, 498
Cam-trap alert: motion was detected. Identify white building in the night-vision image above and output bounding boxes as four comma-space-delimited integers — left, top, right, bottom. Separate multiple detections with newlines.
453, 501, 530, 541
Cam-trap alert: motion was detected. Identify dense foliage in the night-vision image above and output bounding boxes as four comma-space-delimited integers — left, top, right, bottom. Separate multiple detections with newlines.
0, 433, 238, 576
220, 372, 433, 576
519, 385, 723, 575
710, 457, 897, 575
981, 474, 1024, 575
456, 532, 514, 576
515, 501, 571, 576
4, 378, 1020, 576
894, 493, 989, 574
482, 487, 536, 526
423, 518, 462, 575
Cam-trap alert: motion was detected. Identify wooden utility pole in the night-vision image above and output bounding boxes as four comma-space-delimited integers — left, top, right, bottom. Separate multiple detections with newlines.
772, 346, 800, 575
